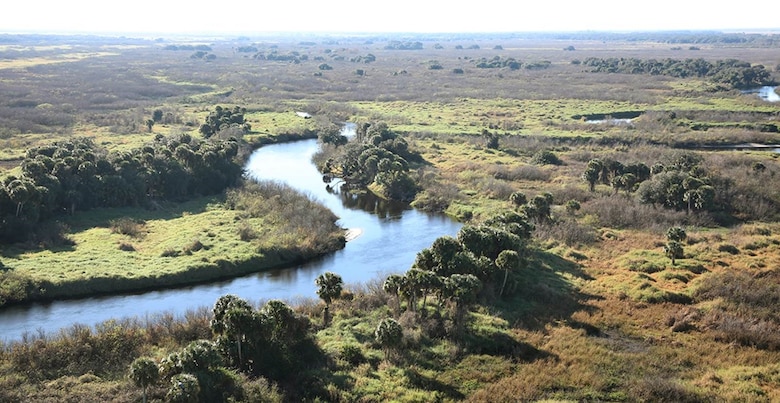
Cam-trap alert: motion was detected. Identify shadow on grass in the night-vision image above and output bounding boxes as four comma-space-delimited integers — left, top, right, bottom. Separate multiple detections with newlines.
62, 196, 220, 233
493, 248, 602, 332
404, 367, 466, 400
0, 196, 219, 259
463, 328, 555, 362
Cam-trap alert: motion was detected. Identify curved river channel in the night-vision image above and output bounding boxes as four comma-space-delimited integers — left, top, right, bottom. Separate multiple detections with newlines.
0, 125, 462, 342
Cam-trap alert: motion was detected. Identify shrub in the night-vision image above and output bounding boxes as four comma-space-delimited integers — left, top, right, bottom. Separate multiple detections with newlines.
109, 218, 145, 238
161, 248, 180, 258
183, 239, 205, 254
531, 150, 563, 165
717, 244, 739, 255
339, 344, 365, 366
118, 242, 136, 252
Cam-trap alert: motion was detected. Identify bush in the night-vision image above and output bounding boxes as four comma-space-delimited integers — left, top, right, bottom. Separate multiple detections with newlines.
118, 242, 136, 252
531, 150, 563, 165
339, 344, 365, 366
717, 244, 739, 255
109, 218, 145, 238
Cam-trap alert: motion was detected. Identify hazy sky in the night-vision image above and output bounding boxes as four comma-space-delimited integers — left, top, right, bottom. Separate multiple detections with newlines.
4, 1, 779, 35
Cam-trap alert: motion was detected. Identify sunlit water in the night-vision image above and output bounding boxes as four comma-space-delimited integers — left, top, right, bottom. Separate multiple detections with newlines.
744, 86, 780, 102
0, 126, 462, 342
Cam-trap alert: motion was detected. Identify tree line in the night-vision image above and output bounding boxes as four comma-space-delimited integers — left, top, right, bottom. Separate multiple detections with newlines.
581, 151, 745, 217
0, 133, 243, 244
578, 57, 775, 89
473, 56, 552, 70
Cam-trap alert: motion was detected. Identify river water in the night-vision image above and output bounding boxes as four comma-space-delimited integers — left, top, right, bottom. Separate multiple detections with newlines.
744, 86, 780, 102
0, 126, 462, 342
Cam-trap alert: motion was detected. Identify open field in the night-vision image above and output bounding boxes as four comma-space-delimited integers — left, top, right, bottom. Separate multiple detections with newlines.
0, 31, 779, 401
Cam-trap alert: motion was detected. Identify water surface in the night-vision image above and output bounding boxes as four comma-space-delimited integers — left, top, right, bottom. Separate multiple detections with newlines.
0, 129, 461, 342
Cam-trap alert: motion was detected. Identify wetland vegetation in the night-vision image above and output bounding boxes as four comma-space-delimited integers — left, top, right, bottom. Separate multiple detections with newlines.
1, 30, 780, 401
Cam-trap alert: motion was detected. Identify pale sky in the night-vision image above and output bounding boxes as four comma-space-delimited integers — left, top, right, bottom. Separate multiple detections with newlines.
4, 1, 779, 35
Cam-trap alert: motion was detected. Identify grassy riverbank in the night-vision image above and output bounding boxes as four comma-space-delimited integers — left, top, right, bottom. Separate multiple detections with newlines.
0, 182, 346, 307
1, 32, 779, 401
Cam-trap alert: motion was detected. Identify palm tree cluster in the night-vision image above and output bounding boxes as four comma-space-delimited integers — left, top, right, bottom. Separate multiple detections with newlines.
382, 211, 534, 337
0, 134, 242, 243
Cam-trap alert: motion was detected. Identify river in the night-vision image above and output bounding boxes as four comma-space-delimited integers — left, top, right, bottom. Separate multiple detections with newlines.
0, 125, 462, 342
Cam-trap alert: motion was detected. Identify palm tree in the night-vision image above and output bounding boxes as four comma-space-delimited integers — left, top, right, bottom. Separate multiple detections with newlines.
665, 241, 684, 265
166, 373, 200, 403
315, 271, 343, 326
383, 274, 404, 316
444, 274, 481, 338
495, 249, 521, 298
223, 306, 258, 368
129, 357, 159, 403
375, 318, 403, 362
210, 295, 256, 368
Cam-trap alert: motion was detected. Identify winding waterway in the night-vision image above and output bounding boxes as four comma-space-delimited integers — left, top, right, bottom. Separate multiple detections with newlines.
0, 125, 462, 342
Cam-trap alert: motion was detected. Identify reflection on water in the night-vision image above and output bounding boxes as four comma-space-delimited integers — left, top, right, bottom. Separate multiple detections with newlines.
332, 185, 409, 219
744, 86, 780, 102
0, 131, 462, 342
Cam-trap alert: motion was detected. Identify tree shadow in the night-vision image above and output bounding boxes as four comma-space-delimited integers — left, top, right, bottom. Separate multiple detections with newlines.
403, 367, 466, 400
0, 196, 218, 259
62, 196, 219, 233
491, 248, 602, 332
462, 327, 556, 362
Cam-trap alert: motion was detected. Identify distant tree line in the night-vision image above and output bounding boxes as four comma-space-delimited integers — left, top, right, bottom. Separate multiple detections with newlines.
533, 31, 780, 45
350, 53, 376, 63
252, 51, 308, 63
190, 51, 217, 61
0, 133, 242, 244
163, 44, 212, 51
473, 56, 551, 70
384, 41, 423, 50
235, 45, 258, 53
578, 57, 775, 89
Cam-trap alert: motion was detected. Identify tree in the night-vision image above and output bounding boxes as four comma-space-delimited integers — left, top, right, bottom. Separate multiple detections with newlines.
525, 194, 553, 223
315, 271, 343, 326
375, 318, 403, 362
495, 250, 521, 298
152, 109, 164, 123
665, 240, 684, 265
129, 357, 159, 403
210, 294, 257, 369
222, 306, 258, 368
509, 191, 527, 209
482, 129, 499, 149
166, 373, 200, 403
444, 274, 481, 337
666, 226, 687, 242
383, 274, 404, 316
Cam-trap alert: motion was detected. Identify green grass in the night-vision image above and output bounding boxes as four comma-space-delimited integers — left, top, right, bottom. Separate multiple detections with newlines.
0, 194, 343, 302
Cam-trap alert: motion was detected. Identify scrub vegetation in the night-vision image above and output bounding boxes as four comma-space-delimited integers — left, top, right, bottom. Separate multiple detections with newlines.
1, 30, 780, 401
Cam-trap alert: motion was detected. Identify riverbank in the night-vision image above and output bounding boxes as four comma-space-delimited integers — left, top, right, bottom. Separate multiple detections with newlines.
0, 184, 347, 308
